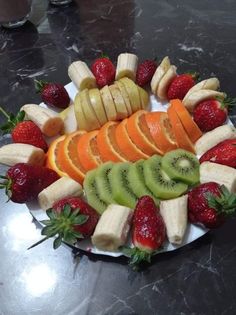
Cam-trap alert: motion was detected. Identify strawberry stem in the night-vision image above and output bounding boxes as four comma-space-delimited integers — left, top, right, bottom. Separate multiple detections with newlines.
35, 79, 48, 94
122, 246, 153, 270
0, 106, 10, 119
207, 185, 236, 216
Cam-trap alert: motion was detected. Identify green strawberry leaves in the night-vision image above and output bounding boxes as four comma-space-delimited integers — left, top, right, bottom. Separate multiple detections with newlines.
0, 107, 25, 134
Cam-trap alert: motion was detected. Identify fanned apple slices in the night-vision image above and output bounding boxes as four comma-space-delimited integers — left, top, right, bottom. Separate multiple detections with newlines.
73, 77, 149, 131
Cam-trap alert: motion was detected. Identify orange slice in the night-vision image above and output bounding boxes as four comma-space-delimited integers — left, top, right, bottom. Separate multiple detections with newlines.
126, 110, 163, 155
77, 130, 103, 172
96, 121, 127, 162
46, 135, 68, 177
115, 118, 149, 162
167, 105, 195, 153
59, 130, 86, 184
145, 111, 177, 153
170, 99, 202, 143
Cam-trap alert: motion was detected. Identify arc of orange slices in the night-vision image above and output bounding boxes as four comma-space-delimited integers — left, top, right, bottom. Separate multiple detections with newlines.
126, 110, 164, 156
167, 104, 195, 153
59, 130, 87, 184
145, 111, 177, 153
115, 118, 150, 162
96, 121, 127, 163
170, 99, 202, 143
46, 135, 69, 177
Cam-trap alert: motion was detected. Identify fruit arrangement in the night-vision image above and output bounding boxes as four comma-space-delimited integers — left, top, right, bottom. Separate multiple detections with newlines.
0, 52, 236, 268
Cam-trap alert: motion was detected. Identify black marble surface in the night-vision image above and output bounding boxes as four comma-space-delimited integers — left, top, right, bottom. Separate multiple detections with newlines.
0, 1, 236, 314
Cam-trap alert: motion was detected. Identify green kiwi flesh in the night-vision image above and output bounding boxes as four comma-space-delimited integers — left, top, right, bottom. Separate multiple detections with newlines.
96, 161, 116, 204
161, 149, 200, 185
143, 154, 188, 199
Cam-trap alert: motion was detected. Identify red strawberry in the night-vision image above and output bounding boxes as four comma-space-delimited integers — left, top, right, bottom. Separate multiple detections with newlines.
167, 73, 197, 100
124, 196, 166, 267
188, 182, 236, 229
193, 98, 228, 132
199, 139, 236, 168
0, 108, 48, 152
91, 56, 116, 88
35, 80, 70, 109
29, 197, 99, 250
0, 163, 59, 203
136, 60, 157, 87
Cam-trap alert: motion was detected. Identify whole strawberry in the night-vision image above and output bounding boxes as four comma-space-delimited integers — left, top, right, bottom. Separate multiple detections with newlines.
29, 197, 99, 250
199, 139, 236, 168
167, 73, 197, 100
0, 108, 48, 152
35, 80, 70, 109
188, 182, 236, 229
124, 196, 166, 267
91, 56, 116, 88
0, 163, 59, 203
136, 60, 157, 87
193, 97, 233, 132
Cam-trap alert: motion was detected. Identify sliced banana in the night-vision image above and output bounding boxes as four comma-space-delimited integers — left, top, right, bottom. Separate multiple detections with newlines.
183, 77, 220, 101
151, 56, 171, 94
21, 104, 63, 137
68, 61, 97, 91
115, 53, 138, 81
183, 89, 225, 112
109, 84, 128, 120
157, 65, 177, 100
195, 125, 236, 156
119, 77, 141, 113
100, 85, 118, 121
89, 88, 108, 126
0, 143, 45, 166
80, 89, 101, 131
200, 162, 236, 193
74, 93, 89, 131
115, 81, 133, 116
91, 204, 134, 252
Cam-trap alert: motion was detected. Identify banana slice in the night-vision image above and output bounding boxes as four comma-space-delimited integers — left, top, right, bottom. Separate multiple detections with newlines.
89, 88, 108, 126
21, 104, 63, 137
0, 143, 45, 166
109, 84, 128, 120
200, 162, 236, 193
80, 89, 101, 131
74, 93, 89, 131
195, 125, 236, 156
100, 85, 118, 121
157, 65, 177, 100
115, 53, 138, 81
68, 61, 97, 91
183, 90, 225, 112
91, 204, 134, 251
138, 86, 149, 109
59, 104, 78, 134
151, 56, 171, 94
183, 77, 220, 101
38, 176, 83, 210
115, 81, 133, 116
119, 77, 141, 113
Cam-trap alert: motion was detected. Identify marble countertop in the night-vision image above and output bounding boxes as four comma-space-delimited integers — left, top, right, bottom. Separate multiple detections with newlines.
0, 0, 236, 314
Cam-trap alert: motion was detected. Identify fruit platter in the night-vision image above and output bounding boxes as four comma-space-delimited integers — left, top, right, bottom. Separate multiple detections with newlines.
0, 53, 236, 267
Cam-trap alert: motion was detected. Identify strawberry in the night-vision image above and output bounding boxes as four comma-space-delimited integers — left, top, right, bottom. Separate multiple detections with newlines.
167, 73, 197, 100
91, 56, 116, 88
136, 59, 157, 87
35, 80, 70, 109
0, 108, 48, 152
199, 139, 236, 168
188, 182, 236, 229
123, 196, 166, 267
0, 163, 59, 203
29, 197, 99, 250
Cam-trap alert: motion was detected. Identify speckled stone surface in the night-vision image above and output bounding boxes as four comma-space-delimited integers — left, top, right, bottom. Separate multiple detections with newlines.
0, 1, 236, 314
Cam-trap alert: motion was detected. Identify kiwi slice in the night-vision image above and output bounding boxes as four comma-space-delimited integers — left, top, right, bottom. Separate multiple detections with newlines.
143, 155, 188, 199
127, 159, 160, 205
108, 162, 138, 208
96, 161, 116, 204
161, 149, 200, 185
83, 168, 108, 214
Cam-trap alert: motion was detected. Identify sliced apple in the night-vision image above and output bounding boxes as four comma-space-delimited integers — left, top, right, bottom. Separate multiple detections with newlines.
151, 56, 171, 94
80, 89, 101, 131
157, 65, 177, 100
60, 104, 78, 134
109, 84, 128, 120
74, 93, 89, 131
119, 77, 141, 113
138, 86, 149, 110
100, 85, 118, 121
115, 81, 132, 116
89, 88, 108, 126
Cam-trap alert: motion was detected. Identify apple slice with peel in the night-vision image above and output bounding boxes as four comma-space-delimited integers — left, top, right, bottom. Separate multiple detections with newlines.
119, 77, 141, 113
59, 104, 78, 134
89, 88, 108, 126
80, 89, 101, 131
109, 84, 128, 120
100, 85, 118, 121
74, 93, 89, 131
138, 86, 149, 110
115, 81, 132, 116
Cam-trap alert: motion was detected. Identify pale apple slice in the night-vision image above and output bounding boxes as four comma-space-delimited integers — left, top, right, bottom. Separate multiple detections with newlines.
115, 81, 132, 116
119, 77, 141, 113
157, 65, 177, 100
138, 86, 149, 110
89, 88, 108, 126
59, 104, 78, 134
151, 56, 171, 94
100, 85, 118, 121
109, 84, 128, 120
74, 93, 89, 131
80, 89, 101, 130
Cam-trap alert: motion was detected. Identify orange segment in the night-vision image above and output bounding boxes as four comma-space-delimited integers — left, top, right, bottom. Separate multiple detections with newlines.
59, 130, 86, 184
145, 111, 177, 153
77, 130, 103, 172
115, 118, 150, 162
170, 99, 202, 143
126, 110, 163, 155
46, 135, 68, 177
96, 121, 128, 162
167, 105, 195, 153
